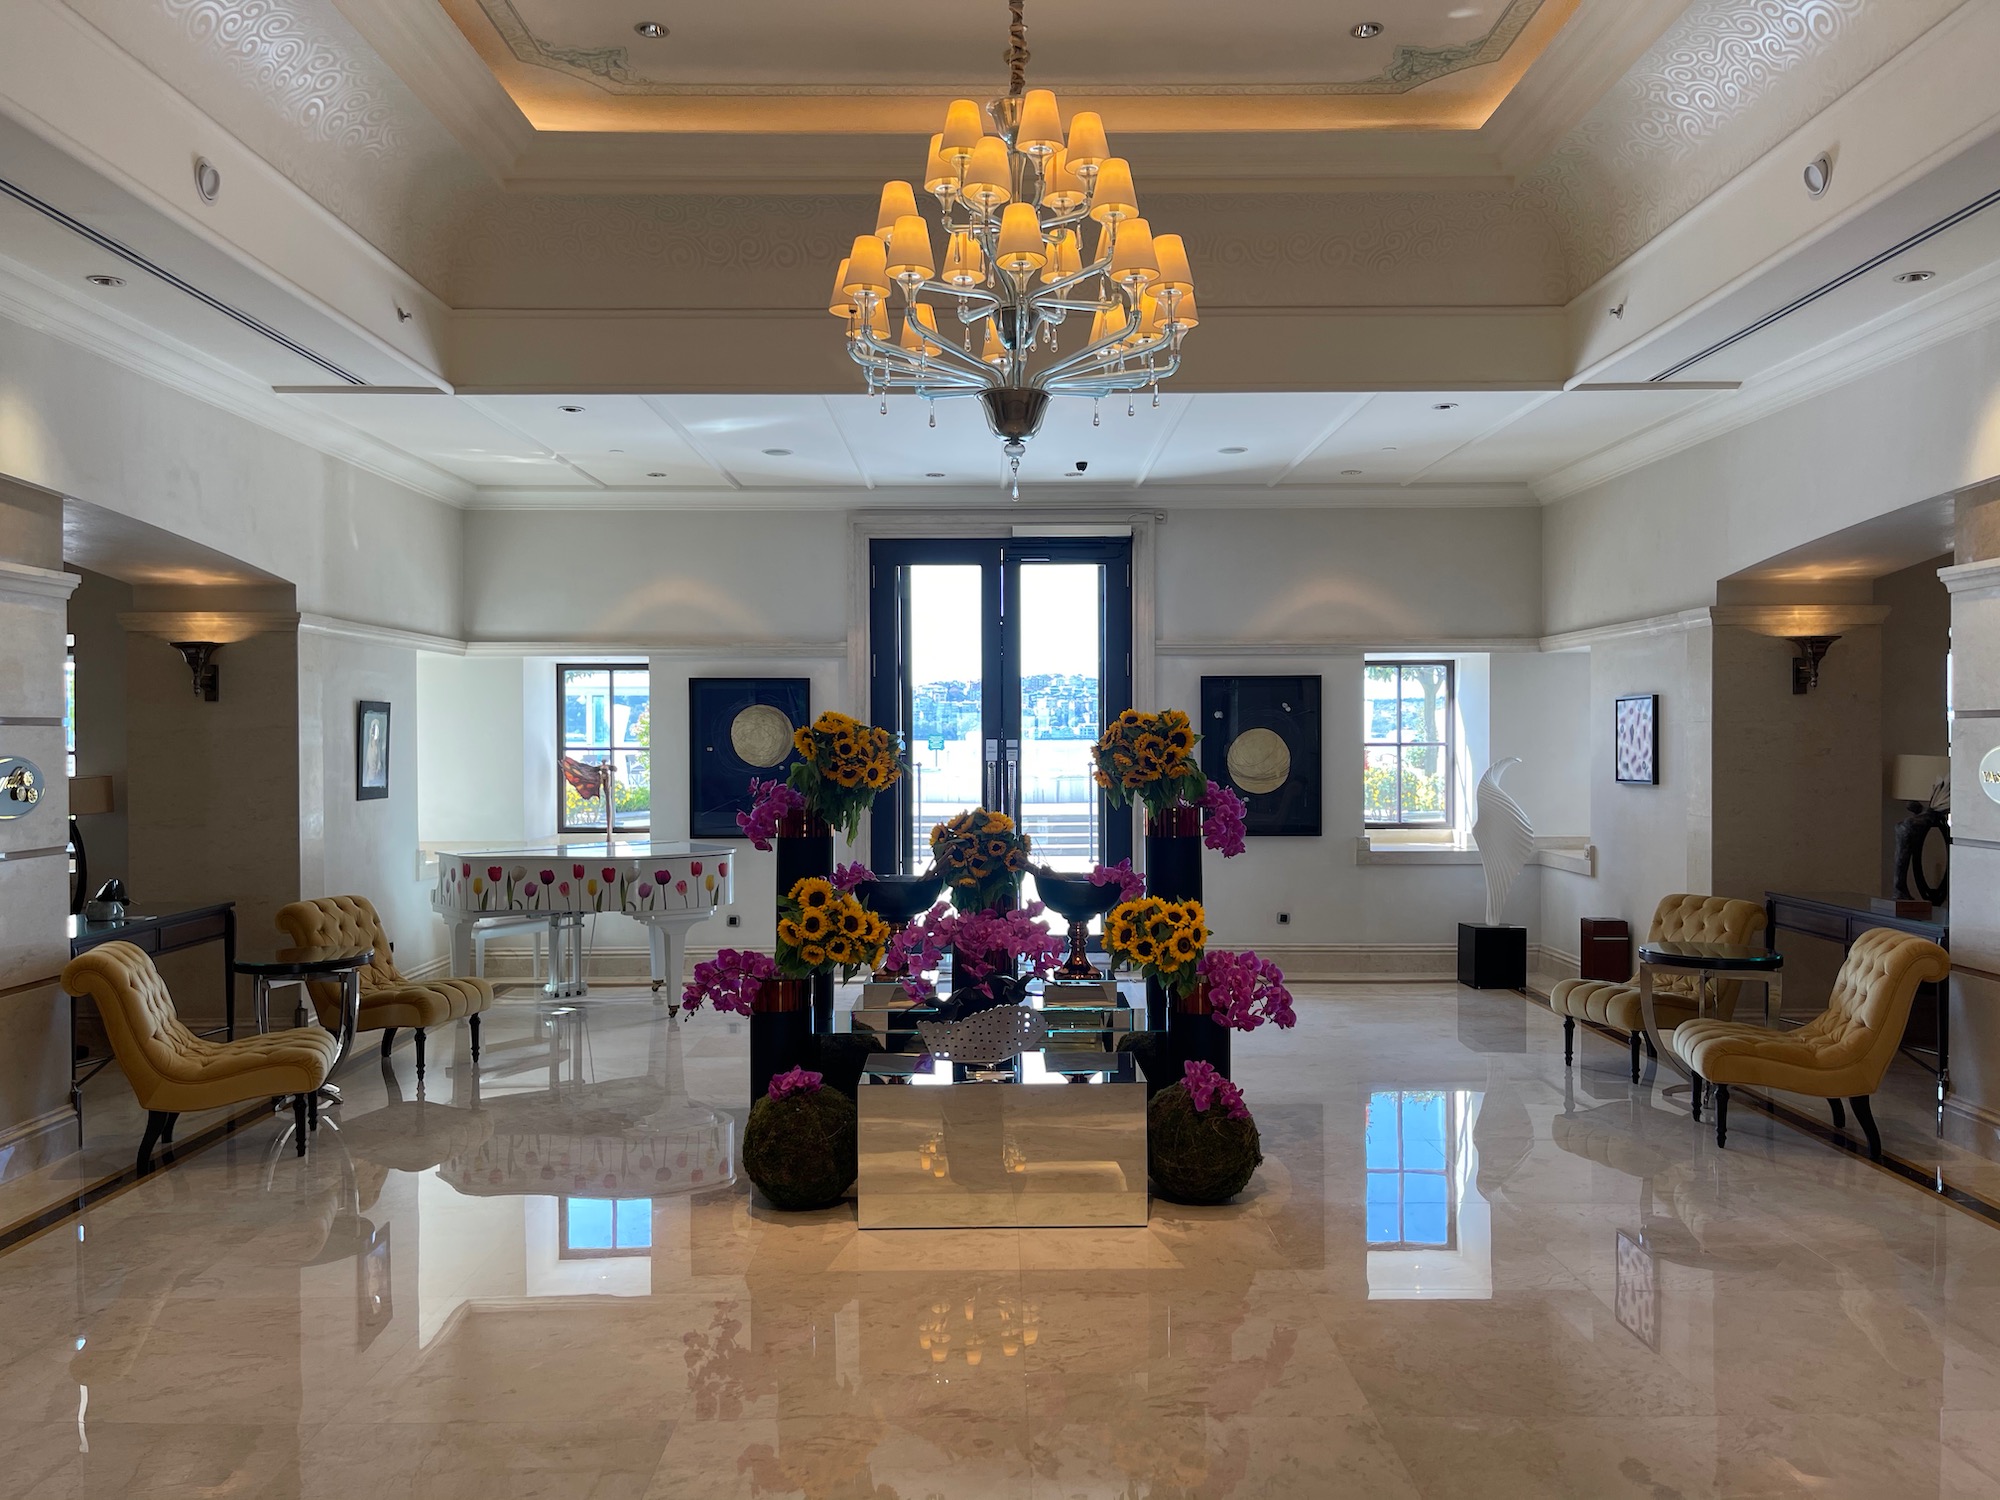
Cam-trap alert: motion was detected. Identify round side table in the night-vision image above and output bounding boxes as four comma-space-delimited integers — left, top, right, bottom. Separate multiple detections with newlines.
1635, 939, 1784, 1086
234, 944, 373, 1103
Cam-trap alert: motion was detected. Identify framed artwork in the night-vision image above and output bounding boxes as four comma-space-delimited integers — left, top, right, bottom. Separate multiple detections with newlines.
1614, 1229, 1660, 1350
1198, 675, 1322, 837
690, 678, 811, 837
1614, 694, 1659, 786
356, 701, 391, 801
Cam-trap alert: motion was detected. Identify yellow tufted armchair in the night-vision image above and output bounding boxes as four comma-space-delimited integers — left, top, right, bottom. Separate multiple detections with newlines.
273, 895, 492, 1082
1670, 926, 1949, 1159
1548, 895, 1768, 1081
61, 941, 337, 1172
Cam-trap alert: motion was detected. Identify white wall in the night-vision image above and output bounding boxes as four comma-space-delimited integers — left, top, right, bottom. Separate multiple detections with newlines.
417, 654, 528, 846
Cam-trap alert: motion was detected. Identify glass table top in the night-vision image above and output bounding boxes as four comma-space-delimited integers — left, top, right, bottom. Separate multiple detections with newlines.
1637, 939, 1783, 970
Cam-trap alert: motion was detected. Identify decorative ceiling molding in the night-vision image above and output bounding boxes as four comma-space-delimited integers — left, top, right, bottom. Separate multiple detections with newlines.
470, 0, 1551, 99
1526, 0, 1962, 295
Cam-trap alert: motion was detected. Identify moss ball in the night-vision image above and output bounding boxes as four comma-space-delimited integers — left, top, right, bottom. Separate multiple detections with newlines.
1148, 1081, 1262, 1204
743, 1086, 858, 1211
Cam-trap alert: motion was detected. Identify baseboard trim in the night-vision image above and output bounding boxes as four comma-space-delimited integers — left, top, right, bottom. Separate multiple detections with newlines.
1944, 1095, 2000, 1163
0, 1105, 77, 1188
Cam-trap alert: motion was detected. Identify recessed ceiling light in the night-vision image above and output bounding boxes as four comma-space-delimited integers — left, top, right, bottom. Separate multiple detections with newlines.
763, 447, 793, 456
1432, 402, 1459, 410
633, 21, 667, 39
558, 404, 584, 413
193, 157, 221, 203
1803, 153, 1833, 197
1895, 270, 1935, 284
85, 274, 124, 287
1341, 468, 1364, 476
1351, 22, 1384, 39
1447, 6, 1482, 16
926, 471, 946, 478
1381, 446, 1399, 452
1219, 446, 1248, 454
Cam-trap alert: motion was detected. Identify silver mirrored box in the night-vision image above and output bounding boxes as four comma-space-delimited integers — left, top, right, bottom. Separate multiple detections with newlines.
857, 1050, 1147, 1229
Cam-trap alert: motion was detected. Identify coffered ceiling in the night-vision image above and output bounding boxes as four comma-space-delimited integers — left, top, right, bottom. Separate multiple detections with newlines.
437, 0, 1577, 132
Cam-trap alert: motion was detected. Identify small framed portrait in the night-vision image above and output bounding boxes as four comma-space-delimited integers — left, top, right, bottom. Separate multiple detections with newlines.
1614, 694, 1659, 786
357, 701, 392, 800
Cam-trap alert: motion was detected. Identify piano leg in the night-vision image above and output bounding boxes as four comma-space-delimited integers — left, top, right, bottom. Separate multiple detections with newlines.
444, 913, 475, 980
643, 916, 694, 1010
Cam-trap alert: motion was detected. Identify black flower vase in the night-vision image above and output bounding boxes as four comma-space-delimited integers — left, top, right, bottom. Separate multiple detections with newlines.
776, 809, 835, 1032
750, 977, 814, 1105
1144, 803, 1202, 1031
1169, 980, 1232, 1080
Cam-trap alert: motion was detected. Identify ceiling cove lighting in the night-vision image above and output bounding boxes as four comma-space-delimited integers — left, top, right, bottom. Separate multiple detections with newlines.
832, 0, 1195, 496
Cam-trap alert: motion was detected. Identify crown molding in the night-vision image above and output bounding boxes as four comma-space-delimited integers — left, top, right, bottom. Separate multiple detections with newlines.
1157, 637, 1540, 657
117, 610, 299, 640
1709, 603, 1891, 634
1940, 557, 2000, 598
0, 259, 474, 509
459, 483, 1540, 513
1538, 607, 1712, 651
298, 612, 469, 655
461, 639, 848, 661
1534, 256, 2000, 503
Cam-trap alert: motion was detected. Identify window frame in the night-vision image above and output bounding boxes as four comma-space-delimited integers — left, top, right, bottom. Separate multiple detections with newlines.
1363, 659, 1455, 829
557, 662, 652, 835
558, 1197, 653, 1260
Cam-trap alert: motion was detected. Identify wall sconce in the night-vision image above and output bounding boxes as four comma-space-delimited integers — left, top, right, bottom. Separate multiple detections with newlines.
1787, 635, 1840, 694
170, 640, 222, 701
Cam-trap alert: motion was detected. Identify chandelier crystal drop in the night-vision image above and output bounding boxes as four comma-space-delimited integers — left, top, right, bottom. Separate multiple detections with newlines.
832, 0, 1195, 491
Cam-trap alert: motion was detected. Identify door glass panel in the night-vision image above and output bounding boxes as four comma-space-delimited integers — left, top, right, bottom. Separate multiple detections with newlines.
1017, 564, 1102, 894
906, 565, 985, 869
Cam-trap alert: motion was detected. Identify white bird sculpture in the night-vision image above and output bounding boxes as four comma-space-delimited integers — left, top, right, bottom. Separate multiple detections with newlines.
1474, 757, 1534, 926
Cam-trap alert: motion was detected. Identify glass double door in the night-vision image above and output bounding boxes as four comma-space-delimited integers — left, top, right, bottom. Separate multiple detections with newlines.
869, 537, 1134, 888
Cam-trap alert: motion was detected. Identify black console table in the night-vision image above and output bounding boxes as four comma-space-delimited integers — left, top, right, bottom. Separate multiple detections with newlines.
1764, 890, 1948, 1132
66, 900, 237, 1143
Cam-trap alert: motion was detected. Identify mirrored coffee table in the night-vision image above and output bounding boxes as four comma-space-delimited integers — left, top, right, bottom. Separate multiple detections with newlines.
856, 1049, 1146, 1229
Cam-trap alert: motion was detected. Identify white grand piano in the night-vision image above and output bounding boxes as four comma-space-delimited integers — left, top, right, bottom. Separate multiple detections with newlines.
434, 840, 735, 999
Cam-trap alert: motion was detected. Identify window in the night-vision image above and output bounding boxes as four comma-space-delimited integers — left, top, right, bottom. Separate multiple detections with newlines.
559, 1198, 653, 1259
559, 664, 650, 833
1364, 660, 1452, 827
1365, 1090, 1454, 1249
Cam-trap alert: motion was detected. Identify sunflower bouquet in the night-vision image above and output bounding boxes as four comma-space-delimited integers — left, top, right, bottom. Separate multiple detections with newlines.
785, 711, 906, 842
1091, 709, 1208, 817
930, 807, 1032, 911
1104, 896, 1210, 998
776, 876, 892, 981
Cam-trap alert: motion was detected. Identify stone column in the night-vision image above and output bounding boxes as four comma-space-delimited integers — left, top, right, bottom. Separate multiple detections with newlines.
1940, 488, 2000, 1147
0, 477, 80, 1184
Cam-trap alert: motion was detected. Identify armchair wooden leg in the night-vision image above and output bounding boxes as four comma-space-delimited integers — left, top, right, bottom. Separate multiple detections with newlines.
1629, 1031, 1641, 1083
291, 1095, 308, 1156
1830, 1098, 1846, 1130
138, 1111, 176, 1174
160, 1113, 178, 1144
1851, 1095, 1882, 1161
1563, 1015, 1574, 1067
380, 1028, 398, 1065
414, 1028, 427, 1081
468, 1012, 481, 1061
1714, 1085, 1729, 1149
307, 1093, 319, 1132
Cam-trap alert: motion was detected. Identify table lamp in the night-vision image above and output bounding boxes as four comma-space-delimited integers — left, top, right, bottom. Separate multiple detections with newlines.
1888, 754, 1950, 904
68, 774, 114, 916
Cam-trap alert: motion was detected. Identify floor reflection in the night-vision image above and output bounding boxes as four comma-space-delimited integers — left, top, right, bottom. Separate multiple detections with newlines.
3, 985, 2000, 1498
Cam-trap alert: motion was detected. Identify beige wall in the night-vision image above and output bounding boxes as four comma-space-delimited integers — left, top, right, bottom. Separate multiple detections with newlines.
1877, 557, 1953, 892
67, 567, 131, 894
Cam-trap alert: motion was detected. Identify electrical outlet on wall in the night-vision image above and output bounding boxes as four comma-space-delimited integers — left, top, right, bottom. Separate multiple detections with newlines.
1277, 912, 1291, 925
726, 914, 741, 928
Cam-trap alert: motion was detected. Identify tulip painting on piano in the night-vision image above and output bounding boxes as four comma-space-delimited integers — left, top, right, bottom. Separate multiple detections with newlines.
435, 840, 736, 1000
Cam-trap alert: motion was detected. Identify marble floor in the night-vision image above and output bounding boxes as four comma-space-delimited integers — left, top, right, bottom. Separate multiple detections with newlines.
3, 984, 2000, 1498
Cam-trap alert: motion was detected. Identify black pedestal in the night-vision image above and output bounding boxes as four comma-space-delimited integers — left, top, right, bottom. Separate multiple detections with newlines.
1144, 826, 1202, 1030
776, 830, 835, 1032
750, 1009, 813, 1105
1457, 923, 1527, 990
1168, 1008, 1232, 1080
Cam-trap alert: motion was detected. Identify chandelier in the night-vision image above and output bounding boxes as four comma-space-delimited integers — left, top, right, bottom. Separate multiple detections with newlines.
831, 0, 1196, 494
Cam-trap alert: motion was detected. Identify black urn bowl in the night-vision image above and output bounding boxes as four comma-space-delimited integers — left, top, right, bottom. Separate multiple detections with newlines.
855, 871, 944, 926
1033, 867, 1123, 980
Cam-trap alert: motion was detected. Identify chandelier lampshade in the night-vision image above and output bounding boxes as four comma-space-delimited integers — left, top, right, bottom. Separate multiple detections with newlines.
835, 0, 1196, 493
